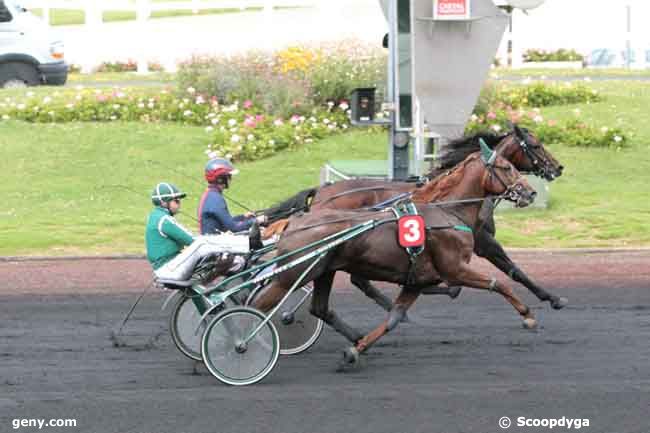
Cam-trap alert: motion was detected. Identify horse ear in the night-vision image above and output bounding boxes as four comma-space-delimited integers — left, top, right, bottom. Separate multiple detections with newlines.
514, 124, 524, 138
480, 138, 497, 165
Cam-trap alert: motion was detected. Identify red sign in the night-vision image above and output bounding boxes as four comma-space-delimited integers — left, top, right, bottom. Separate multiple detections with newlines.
398, 215, 426, 248
434, 0, 471, 20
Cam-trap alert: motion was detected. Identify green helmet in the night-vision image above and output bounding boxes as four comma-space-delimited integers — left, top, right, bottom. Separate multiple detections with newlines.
151, 182, 187, 206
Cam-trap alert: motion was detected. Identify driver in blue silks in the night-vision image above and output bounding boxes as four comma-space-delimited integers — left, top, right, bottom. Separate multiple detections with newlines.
198, 158, 267, 235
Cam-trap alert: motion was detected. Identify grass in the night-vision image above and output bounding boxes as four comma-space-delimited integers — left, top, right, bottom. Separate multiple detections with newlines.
491, 67, 650, 78
29, 3, 295, 26
1, 80, 649, 256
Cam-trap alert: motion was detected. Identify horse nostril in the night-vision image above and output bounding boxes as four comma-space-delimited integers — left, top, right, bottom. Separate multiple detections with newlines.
558, 165, 564, 171
531, 191, 538, 198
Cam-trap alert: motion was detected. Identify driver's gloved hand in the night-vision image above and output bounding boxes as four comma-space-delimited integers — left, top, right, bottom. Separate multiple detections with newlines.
249, 222, 264, 250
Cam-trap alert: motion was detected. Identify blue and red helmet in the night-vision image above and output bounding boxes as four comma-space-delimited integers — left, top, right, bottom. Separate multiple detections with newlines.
205, 158, 239, 183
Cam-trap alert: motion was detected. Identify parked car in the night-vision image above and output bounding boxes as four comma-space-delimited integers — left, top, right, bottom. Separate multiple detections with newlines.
584, 48, 650, 68
0, 0, 67, 88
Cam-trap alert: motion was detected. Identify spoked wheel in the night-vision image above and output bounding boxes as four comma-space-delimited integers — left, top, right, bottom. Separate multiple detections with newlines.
247, 283, 324, 356
201, 307, 279, 386
169, 276, 249, 361
169, 293, 214, 361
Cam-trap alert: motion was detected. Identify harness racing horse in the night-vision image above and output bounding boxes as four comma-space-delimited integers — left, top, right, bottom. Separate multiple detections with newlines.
263, 125, 567, 311
253, 144, 538, 369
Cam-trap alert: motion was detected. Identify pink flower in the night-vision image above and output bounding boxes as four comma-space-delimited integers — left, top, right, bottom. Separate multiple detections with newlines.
290, 114, 301, 124
243, 100, 253, 109
243, 116, 256, 128
547, 119, 557, 127
274, 118, 284, 127
255, 115, 265, 123
487, 111, 497, 120
96, 95, 107, 102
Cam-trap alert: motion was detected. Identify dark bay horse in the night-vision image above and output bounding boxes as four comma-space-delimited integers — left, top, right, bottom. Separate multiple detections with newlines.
263, 126, 567, 310
253, 145, 538, 369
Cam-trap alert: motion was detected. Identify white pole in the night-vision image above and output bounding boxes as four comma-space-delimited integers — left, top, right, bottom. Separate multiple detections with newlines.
82, 0, 102, 74
43, 6, 50, 26
136, 0, 150, 74
510, 10, 523, 69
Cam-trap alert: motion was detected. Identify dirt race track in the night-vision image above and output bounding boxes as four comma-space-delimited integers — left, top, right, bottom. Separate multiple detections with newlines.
1, 250, 649, 433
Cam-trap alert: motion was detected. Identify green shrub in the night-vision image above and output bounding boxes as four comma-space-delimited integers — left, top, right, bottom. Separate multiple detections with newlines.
523, 48, 584, 62
475, 81, 601, 115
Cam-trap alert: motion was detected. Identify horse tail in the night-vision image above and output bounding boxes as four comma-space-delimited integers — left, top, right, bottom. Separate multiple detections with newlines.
262, 218, 290, 240
262, 187, 318, 223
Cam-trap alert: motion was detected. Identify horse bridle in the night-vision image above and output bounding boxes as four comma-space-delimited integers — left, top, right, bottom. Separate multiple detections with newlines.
516, 129, 555, 179
482, 158, 527, 203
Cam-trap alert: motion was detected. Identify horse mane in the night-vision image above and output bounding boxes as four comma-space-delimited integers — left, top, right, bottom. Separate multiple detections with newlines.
261, 187, 318, 223
413, 153, 480, 203
428, 131, 504, 178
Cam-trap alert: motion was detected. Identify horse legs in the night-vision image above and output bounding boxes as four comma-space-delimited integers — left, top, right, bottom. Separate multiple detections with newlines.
351, 274, 459, 309
350, 274, 393, 312
474, 228, 568, 310
341, 287, 420, 368
311, 271, 364, 344
448, 263, 537, 329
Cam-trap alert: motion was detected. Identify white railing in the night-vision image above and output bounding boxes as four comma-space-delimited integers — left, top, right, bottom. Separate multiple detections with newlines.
19, 0, 316, 73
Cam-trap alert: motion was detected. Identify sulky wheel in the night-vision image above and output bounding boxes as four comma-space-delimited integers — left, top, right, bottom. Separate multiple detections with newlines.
169, 293, 214, 361
246, 283, 323, 356
201, 307, 279, 386
169, 279, 244, 361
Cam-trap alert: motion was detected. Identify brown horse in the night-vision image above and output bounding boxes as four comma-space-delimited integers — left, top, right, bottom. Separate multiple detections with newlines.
263, 126, 567, 311
253, 144, 538, 369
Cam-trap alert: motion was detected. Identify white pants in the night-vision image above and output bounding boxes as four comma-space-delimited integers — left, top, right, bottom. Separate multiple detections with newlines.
154, 234, 249, 282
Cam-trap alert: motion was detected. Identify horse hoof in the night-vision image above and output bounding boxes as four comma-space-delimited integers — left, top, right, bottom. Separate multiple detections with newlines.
343, 347, 360, 364
337, 347, 360, 372
522, 318, 537, 329
551, 297, 568, 310
448, 286, 462, 299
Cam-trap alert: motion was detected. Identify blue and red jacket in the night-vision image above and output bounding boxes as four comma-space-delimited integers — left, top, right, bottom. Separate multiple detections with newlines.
198, 185, 254, 234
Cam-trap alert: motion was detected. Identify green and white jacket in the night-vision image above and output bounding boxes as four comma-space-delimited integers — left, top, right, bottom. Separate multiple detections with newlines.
145, 207, 195, 269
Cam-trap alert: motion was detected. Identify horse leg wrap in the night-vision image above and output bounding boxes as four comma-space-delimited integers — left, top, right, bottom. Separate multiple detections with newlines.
488, 278, 497, 293
387, 305, 408, 332
325, 311, 364, 344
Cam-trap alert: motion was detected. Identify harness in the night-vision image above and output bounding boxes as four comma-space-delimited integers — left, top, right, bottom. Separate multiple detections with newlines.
390, 200, 424, 285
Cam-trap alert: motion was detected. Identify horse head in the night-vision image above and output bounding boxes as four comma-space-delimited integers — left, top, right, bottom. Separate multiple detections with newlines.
499, 124, 564, 181
479, 138, 537, 207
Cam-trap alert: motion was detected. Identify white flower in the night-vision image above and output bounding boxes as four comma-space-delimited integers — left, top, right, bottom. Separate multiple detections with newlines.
573, 108, 581, 116
187, 87, 196, 94
328, 124, 335, 130
471, 114, 478, 122
339, 102, 349, 111
116, 92, 126, 98
17, 103, 26, 110
211, 118, 219, 125
342, 124, 348, 129
268, 139, 275, 145
110, 115, 117, 120
228, 119, 237, 127
309, 116, 317, 123
533, 115, 543, 124
48, 111, 55, 116
327, 101, 335, 108
491, 124, 502, 132
231, 134, 241, 143
43, 96, 52, 104
583, 77, 592, 82
600, 126, 609, 133
75, 85, 84, 90
205, 126, 214, 133
1, 114, 9, 120
323, 118, 330, 124
247, 134, 255, 141
183, 110, 193, 117
305, 138, 313, 143
66, 103, 74, 109
274, 119, 284, 126
26, 91, 34, 97
138, 103, 145, 108
613, 135, 623, 143
208, 150, 219, 158
147, 102, 154, 109
196, 95, 205, 105
113, 104, 120, 110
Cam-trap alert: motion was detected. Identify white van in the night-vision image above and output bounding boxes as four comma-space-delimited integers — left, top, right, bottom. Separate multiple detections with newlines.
0, 0, 67, 88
